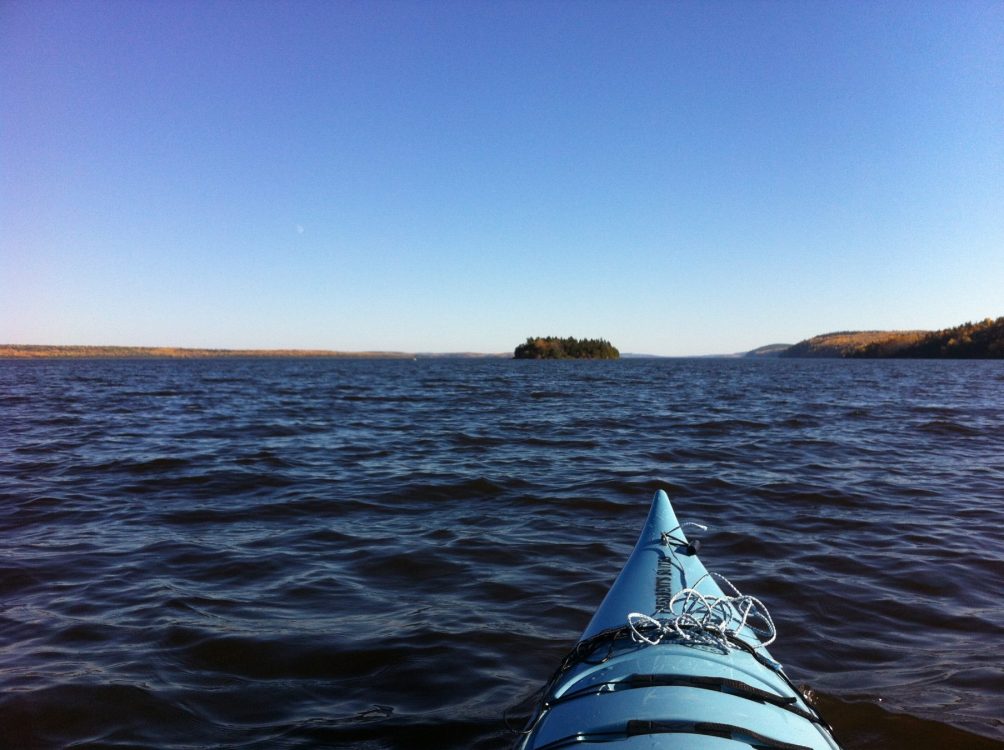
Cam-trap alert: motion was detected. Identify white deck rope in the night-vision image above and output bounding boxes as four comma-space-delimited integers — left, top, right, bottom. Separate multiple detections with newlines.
628, 571, 777, 651
660, 522, 708, 547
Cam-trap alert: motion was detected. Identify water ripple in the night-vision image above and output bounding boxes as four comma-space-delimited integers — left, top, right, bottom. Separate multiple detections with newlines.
1, 357, 1002, 748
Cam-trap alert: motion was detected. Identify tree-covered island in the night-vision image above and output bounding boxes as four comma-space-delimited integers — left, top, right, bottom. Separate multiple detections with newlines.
514, 336, 620, 359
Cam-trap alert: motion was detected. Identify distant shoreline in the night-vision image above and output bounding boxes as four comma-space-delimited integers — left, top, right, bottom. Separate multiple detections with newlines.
4, 313, 1001, 359
0, 345, 508, 360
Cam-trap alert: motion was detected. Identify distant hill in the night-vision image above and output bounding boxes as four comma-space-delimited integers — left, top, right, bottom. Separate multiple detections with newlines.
780, 331, 928, 358
780, 317, 1004, 358
883, 317, 1004, 358
744, 344, 792, 358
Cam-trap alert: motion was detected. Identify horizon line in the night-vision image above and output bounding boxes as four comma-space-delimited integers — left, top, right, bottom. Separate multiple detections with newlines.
0, 344, 754, 359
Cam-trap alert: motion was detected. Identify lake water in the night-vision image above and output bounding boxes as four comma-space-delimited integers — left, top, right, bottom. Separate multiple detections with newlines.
2, 357, 1002, 749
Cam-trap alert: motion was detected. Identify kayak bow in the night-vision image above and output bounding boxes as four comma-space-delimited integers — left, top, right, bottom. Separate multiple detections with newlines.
517, 490, 842, 750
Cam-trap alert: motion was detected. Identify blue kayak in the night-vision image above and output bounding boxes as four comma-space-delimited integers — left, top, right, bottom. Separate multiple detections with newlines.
517, 490, 842, 750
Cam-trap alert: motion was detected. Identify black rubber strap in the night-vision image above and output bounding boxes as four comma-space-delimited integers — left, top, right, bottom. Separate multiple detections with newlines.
530, 720, 815, 750
630, 672, 795, 703
550, 672, 819, 725
627, 719, 814, 750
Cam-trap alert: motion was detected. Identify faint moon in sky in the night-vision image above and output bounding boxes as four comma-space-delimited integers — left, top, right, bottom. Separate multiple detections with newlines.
296, 224, 304, 234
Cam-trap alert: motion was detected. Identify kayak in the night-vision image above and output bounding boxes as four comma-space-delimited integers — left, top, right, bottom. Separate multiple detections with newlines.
516, 490, 842, 750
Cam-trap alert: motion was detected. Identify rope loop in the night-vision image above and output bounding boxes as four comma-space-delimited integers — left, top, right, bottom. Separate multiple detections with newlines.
627, 572, 777, 651
660, 522, 708, 547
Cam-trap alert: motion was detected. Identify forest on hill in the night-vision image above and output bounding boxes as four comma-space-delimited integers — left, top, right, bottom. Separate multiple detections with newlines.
780, 317, 1004, 358
513, 337, 620, 359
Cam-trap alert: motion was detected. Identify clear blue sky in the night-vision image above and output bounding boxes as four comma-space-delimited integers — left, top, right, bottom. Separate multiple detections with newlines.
2, 0, 1001, 355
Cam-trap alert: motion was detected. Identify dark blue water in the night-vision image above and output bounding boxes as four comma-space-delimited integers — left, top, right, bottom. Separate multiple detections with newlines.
2, 358, 1002, 749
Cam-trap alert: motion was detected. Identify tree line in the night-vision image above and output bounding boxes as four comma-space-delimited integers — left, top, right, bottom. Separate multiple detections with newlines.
514, 336, 620, 359
854, 317, 1004, 358
779, 316, 1004, 358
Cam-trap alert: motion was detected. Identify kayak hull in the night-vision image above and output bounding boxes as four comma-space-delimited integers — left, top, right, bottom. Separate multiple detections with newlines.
518, 490, 842, 750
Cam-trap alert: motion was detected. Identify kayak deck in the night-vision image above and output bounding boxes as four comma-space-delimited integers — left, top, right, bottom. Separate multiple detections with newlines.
517, 490, 842, 750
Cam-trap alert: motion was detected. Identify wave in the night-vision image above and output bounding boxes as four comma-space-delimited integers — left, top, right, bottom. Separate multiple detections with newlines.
916, 419, 981, 437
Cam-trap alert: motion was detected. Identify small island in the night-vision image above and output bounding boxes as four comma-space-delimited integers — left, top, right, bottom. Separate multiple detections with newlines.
514, 336, 620, 359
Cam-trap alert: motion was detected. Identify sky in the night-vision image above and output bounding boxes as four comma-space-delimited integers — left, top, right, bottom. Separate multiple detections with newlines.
2, 0, 1002, 356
